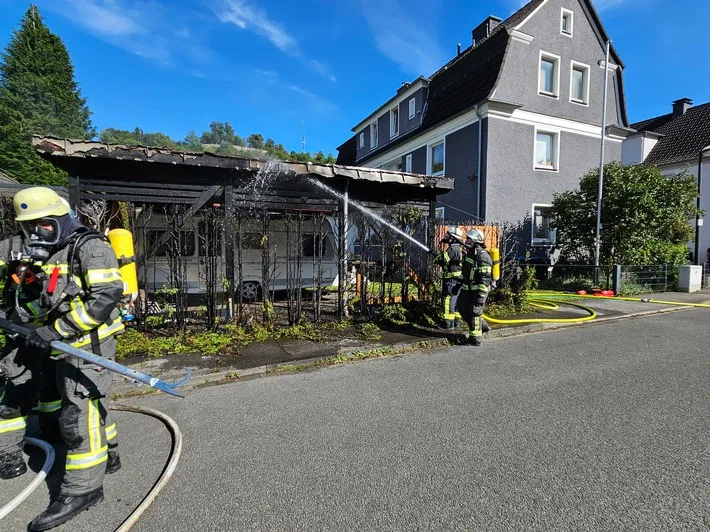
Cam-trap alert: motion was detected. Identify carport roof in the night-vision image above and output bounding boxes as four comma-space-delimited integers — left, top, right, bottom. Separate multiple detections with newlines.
33, 136, 454, 198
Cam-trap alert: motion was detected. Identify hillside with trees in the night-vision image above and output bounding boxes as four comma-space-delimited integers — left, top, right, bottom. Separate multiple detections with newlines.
99, 121, 336, 164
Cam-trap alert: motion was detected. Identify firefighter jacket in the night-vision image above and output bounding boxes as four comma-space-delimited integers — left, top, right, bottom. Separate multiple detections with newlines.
0, 231, 125, 355
434, 243, 463, 279
461, 247, 493, 304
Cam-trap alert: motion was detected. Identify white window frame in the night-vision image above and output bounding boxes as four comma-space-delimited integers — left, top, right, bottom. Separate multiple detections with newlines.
538, 51, 561, 98
405, 153, 413, 173
381, 157, 402, 172
569, 61, 590, 106
435, 207, 445, 220
359, 132, 365, 149
428, 140, 445, 176
390, 106, 400, 139
533, 126, 560, 172
531, 204, 557, 246
408, 97, 416, 119
560, 8, 573, 37
370, 121, 378, 149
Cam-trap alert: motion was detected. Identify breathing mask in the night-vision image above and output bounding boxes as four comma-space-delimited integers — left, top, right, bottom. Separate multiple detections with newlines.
19, 217, 61, 263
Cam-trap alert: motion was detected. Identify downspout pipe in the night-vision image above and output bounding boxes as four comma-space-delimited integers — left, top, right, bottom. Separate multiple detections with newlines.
475, 104, 483, 221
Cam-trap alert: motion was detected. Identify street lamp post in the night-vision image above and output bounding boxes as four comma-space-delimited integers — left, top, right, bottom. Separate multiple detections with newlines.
695, 145, 710, 265
594, 40, 611, 285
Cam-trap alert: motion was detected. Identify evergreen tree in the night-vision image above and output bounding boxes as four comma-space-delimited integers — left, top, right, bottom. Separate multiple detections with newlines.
0, 5, 94, 184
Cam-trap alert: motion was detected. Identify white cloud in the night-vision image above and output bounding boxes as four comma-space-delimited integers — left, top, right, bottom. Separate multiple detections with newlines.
218, 0, 298, 55
359, 0, 447, 75
54, 0, 145, 36
40, 0, 217, 68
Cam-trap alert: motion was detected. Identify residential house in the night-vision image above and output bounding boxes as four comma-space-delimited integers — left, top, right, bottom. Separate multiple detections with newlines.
623, 98, 710, 263
337, 0, 632, 252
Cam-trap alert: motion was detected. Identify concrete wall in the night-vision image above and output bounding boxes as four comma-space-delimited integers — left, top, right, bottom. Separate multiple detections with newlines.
493, 0, 623, 127
485, 117, 621, 226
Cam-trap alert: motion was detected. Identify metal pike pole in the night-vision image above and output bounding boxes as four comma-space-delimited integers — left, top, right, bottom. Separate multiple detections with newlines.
0, 318, 189, 397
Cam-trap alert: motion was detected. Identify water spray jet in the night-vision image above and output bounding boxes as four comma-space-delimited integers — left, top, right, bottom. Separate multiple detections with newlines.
306, 177, 431, 253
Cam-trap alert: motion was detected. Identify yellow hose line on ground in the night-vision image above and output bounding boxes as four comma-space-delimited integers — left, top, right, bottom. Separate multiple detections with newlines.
483, 298, 597, 325
527, 291, 710, 308
484, 290, 710, 325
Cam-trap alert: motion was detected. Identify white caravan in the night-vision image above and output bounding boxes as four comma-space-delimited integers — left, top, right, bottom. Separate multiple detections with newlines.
137, 214, 339, 300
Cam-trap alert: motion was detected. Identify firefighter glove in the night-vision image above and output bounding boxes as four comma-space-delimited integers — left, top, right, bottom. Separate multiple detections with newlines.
25, 325, 62, 353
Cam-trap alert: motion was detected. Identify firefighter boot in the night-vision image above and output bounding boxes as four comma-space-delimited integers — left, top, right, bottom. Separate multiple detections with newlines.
106, 453, 122, 474
482, 318, 490, 333
467, 335, 482, 347
29, 488, 104, 531
0, 450, 27, 479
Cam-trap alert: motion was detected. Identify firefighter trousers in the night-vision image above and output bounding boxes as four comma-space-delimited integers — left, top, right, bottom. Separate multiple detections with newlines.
441, 277, 463, 326
457, 290, 488, 338
0, 336, 118, 496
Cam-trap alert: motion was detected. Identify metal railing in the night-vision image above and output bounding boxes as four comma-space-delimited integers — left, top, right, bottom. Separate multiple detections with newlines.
535, 263, 687, 295
535, 264, 613, 292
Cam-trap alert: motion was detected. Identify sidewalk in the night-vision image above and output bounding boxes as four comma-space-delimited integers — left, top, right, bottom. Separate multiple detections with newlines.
112, 290, 710, 397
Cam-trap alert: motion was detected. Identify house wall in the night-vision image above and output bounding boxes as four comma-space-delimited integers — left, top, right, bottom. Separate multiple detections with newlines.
436, 123, 480, 221
355, 86, 428, 162
621, 134, 661, 165
485, 117, 621, 225
660, 160, 710, 263
492, 0, 623, 128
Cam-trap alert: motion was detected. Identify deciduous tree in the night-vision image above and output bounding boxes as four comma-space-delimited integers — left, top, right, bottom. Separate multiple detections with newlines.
550, 163, 700, 265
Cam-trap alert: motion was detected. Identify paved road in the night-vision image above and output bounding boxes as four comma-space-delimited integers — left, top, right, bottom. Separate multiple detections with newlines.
3, 309, 710, 531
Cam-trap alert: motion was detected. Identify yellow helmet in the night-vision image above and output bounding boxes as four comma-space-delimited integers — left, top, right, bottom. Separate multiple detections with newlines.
13, 187, 70, 222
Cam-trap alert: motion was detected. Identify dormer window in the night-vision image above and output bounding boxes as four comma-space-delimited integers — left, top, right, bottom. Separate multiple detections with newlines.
390, 106, 399, 138
359, 132, 365, 149
370, 121, 378, 149
408, 97, 416, 119
561, 9, 573, 36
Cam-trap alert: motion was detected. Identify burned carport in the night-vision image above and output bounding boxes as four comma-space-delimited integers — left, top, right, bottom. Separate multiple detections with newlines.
33, 135, 454, 325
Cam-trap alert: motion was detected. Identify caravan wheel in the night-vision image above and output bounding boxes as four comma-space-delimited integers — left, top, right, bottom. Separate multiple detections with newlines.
241, 281, 262, 301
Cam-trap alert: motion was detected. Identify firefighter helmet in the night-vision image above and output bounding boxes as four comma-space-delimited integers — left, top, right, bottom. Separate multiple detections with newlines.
447, 226, 464, 244
13, 187, 69, 222
465, 228, 485, 248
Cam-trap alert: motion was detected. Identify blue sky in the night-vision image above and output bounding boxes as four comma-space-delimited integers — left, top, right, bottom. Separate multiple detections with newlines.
0, 0, 709, 156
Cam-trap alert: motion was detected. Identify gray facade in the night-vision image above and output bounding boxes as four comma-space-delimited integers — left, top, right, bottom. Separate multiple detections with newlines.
354, 85, 428, 162
494, 0, 622, 126
486, 119, 621, 223
341, 0, 630, 251
437, 123, 482, 219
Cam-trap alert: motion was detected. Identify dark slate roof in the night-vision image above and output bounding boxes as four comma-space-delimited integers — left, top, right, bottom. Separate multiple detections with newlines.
339, 0, 627, 166
336, 135, 356, 165
631, 102, 710, 166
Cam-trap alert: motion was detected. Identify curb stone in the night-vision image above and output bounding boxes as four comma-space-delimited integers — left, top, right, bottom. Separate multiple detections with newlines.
112, 300, 709, 397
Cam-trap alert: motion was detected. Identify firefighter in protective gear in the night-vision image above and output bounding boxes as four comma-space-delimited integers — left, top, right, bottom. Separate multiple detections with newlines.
433, 226, 464, 329
0, 187, 124, 531
457, 228, 493, 346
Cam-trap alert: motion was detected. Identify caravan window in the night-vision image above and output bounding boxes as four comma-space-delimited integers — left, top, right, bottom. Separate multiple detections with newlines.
302, 234, 328, 258
148, 230, 196, 257
198, 222, 223, 256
